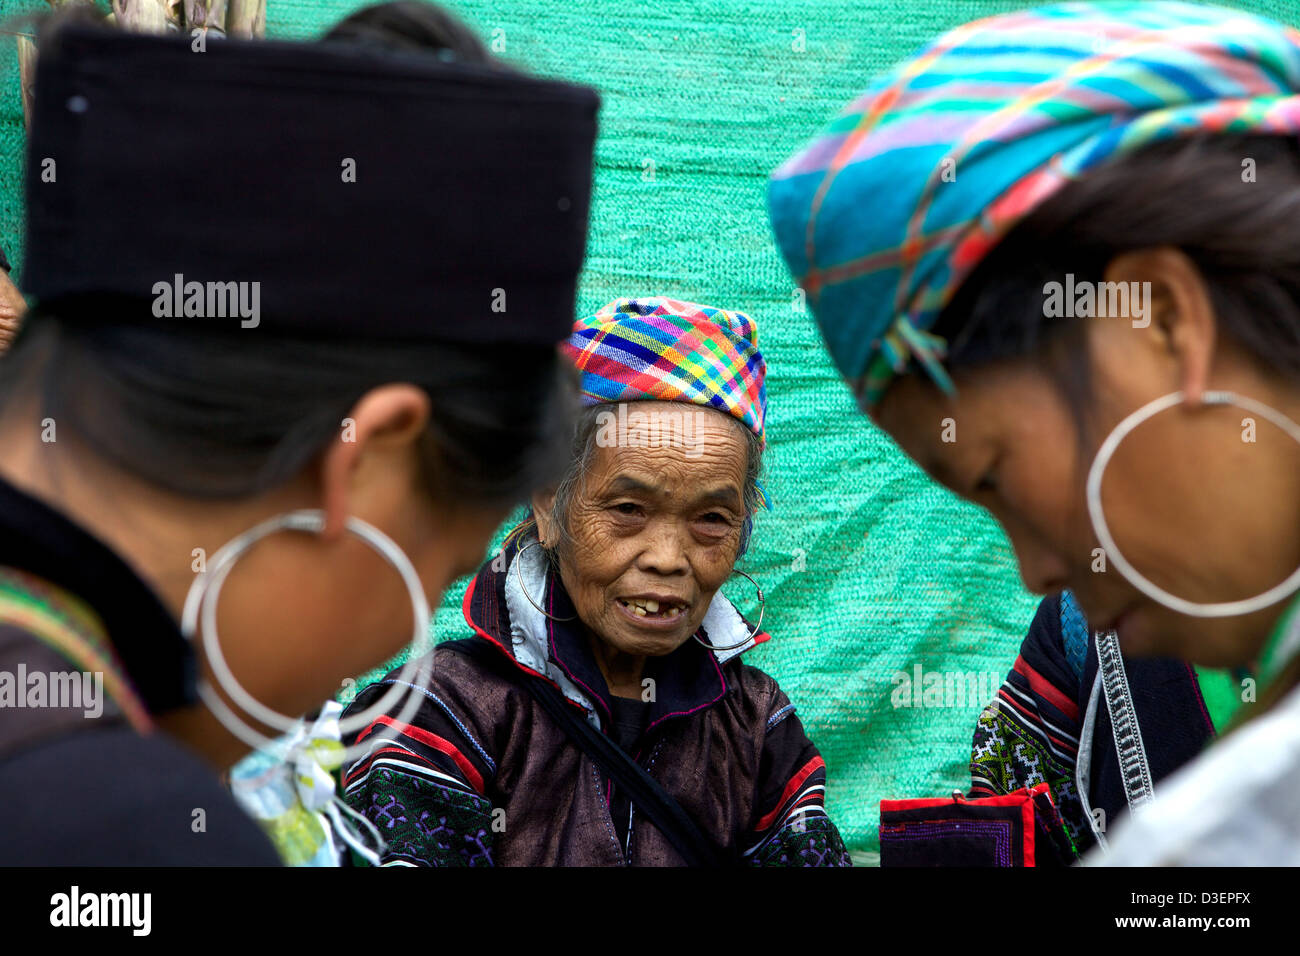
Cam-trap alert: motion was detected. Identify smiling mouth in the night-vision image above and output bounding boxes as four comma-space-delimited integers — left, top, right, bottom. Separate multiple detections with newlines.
617, 598, 687, 622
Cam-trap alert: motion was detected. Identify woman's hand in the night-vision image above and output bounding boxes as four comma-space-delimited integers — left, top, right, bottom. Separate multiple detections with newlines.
0, 269, 25, 355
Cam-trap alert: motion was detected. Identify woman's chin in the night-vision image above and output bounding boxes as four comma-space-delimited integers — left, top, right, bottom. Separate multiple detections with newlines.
1113, 607, 1178, 660
599, 604, 696, 655
1116, 608, 1261, 670
617, 627, 693, 656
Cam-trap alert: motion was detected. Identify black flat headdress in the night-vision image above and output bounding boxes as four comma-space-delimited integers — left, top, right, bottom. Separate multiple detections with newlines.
23, 24, 599, 344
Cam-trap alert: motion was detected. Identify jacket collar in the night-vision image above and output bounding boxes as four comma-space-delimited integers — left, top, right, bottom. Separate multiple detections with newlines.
0, 473, 197, 715
462, 531, 768, 732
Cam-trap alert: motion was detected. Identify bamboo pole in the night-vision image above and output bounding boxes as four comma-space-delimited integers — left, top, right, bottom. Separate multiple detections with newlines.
16, 34, 37, 131
111, 0, 182, 34
16, 1, 269, 128
185, 0, 230, 37
226, 0, 266, 39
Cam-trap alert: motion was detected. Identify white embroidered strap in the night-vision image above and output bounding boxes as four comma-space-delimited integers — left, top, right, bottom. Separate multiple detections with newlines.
1096, 629, 1155, 812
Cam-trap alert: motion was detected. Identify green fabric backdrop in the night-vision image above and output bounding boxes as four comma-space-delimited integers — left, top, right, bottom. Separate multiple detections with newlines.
3, 0, 1296, 860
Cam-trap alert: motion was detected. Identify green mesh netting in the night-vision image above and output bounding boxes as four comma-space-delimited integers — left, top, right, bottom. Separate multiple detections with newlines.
4, 0, 1295, 860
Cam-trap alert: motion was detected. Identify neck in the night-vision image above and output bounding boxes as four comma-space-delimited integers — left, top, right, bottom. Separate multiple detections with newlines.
2, 424, 271, 616
0, 414, 280, 771
584, 630, 646, 699
156, 701, 257, 771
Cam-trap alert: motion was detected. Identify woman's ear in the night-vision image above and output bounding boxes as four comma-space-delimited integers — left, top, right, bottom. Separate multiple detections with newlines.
1102, 246, 1217, 406
531, 488, 558, 546
319, 384, 431, 541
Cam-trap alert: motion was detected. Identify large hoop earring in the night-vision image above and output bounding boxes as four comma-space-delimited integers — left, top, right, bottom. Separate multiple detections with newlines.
694, 568, 765, 652
1087, 390, 1300, 618
181, 510, 433, 765
514, 539, 576, 622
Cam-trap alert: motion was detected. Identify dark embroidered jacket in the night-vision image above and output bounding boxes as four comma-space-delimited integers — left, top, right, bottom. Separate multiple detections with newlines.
969, 591, 1216, 857
340, 536, 851, 866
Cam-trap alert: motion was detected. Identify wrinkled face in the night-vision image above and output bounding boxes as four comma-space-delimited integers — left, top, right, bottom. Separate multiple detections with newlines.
547, 403, 750, 658
872, 314, 1300, 670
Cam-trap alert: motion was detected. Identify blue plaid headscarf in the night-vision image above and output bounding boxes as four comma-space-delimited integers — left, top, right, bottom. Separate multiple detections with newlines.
768, 1, 1300, 406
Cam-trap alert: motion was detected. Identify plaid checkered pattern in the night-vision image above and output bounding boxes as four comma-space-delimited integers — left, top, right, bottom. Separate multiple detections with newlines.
562, 296, 767, 446
768, 0, 1300, 407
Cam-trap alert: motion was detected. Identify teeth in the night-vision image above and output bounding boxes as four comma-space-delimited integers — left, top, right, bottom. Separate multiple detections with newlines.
619, 598, 684, 618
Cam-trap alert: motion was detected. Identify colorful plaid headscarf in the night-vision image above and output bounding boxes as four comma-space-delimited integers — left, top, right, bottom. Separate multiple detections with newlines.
563, 296, 767, 446
768, 1, 1300, 407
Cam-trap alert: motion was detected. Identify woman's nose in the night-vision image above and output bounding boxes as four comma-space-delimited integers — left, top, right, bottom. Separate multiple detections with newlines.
1006, 523, 1072, 597
636, 523, 691, 576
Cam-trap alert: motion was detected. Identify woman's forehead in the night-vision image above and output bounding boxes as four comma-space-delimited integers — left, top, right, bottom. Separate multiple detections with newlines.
585, 436, 747, 503
875, 363, 1073, 470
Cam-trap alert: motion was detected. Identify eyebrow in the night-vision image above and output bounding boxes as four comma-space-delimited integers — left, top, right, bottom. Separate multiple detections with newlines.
604, 476, 743, 510
605, 476, 656, 497
697, 486, 744, 510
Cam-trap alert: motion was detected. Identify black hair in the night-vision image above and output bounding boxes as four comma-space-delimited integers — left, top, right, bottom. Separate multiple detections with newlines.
2, 316, 574, 504
321, 1, 495, 64
930, 134, 1300, 428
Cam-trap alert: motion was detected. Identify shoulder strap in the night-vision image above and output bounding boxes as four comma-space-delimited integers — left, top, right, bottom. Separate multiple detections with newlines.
0, 631, 114, 762
1095, 629, 1155, 811
0, 568, 150, 762
0, 567, 152, 734
442, 637, 736, 867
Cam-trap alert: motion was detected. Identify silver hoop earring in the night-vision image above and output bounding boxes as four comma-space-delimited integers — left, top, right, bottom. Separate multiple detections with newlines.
1087, 390, 1300, 618
694, 568, 765, 652
515, 539, 576, 622
181, 509, 433, 764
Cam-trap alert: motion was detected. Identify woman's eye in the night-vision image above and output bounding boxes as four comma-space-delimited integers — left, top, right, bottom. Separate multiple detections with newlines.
694, 513, 733, 535
612, 502, 642, 516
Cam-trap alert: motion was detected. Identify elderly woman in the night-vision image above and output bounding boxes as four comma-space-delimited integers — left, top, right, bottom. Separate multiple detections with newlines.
769, 1, 1300, 864
341, 297, 851, 866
